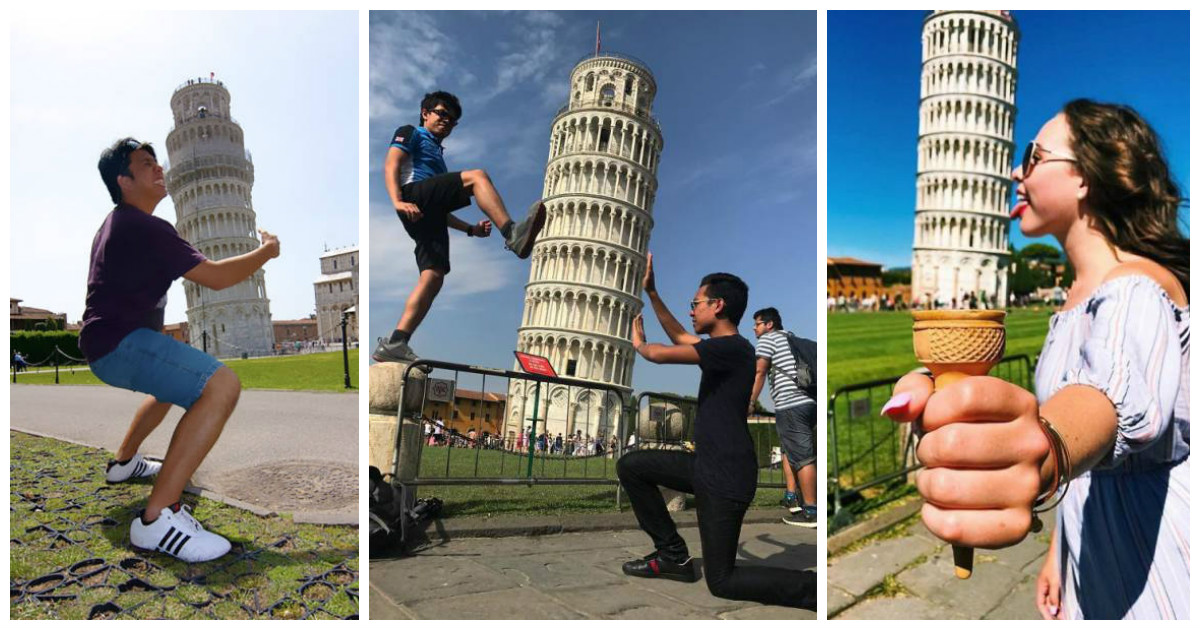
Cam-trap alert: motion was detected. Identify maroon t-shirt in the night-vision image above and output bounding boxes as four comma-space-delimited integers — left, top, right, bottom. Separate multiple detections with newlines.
79, 203, 206, 362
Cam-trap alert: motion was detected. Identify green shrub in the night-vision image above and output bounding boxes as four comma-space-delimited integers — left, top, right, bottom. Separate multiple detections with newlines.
10, 331, 84, 365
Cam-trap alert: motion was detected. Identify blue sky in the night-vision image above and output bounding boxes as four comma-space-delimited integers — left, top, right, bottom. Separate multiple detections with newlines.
828, 10, 1191, 269
369, 11, 818, 400
9, 11, 358, 325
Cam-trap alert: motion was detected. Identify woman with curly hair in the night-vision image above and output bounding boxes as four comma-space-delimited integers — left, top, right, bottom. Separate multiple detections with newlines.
883, 99, 1189, 619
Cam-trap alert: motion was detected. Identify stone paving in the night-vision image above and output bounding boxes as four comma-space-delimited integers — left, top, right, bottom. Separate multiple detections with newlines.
828, 510, 1053, 620
370, 520, 817, 619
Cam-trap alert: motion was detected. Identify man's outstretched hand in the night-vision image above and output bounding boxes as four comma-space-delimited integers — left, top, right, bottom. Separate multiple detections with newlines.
643, 252, 657, 294
258, 229, 281, 258
472, 220, 493, 237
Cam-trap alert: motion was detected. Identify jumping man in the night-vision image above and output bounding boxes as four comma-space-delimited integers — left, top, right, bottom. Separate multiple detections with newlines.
373, 91, 546, 363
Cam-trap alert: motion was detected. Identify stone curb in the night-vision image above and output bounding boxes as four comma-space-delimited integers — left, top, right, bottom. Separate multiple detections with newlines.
828, 498, 923, 555
426, 507, 797, 539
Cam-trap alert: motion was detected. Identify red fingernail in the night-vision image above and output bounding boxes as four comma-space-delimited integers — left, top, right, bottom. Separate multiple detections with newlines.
880, 392, 912, 416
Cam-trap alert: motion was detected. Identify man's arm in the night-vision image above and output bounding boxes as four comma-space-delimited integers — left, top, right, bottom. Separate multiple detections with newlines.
384, 146, 422, 221
184, 230, 280, 291
642, 253, 701, 345
447, 214, 492, 237
632, 312, 699, 365
750, 356, 771, 413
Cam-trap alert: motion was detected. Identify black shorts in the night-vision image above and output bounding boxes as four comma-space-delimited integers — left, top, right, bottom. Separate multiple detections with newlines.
398, 171, 471, 273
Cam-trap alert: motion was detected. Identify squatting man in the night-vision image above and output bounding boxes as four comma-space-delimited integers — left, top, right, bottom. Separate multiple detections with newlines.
79, 138, 280, 562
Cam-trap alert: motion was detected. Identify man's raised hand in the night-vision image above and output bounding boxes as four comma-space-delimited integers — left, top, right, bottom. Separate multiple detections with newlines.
258, 229, 281, 258
643, 252, 657, 294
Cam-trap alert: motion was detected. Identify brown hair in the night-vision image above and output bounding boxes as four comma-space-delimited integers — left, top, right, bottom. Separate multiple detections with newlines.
1062, 99, 1189, 295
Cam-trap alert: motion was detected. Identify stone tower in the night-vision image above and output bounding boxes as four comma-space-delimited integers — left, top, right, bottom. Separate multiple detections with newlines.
506, 51, 663, 441
912, 11, 1017, 308
165, 76, 274, 358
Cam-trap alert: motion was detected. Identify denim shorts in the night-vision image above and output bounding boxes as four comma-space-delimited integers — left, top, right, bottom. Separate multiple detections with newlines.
90, 328, 223, 409
775, 401, 817, 469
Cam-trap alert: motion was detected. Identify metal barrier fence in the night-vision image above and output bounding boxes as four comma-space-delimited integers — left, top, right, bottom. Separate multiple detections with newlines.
828, 354, 1034, 515
392, 363, 791, 494
398, 359, 630, 487
633, 392, 787, 489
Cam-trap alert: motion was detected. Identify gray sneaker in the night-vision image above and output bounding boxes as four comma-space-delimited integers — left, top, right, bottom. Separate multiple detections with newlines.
783, 510, 818, 528
373, 337, 418, 363
504, 201, 547, 259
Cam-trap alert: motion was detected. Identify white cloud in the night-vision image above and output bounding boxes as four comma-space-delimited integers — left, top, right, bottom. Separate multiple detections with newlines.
368, 202, 520, 304
761, 54, 818, 108
369, 13, 453, 123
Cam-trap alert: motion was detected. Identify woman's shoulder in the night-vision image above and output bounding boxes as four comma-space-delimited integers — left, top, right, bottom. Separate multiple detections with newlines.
1102, 260, 1187, 308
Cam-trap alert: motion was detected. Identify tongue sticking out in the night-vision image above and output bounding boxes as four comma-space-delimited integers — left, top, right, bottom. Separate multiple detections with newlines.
1009, 201, 1028, 219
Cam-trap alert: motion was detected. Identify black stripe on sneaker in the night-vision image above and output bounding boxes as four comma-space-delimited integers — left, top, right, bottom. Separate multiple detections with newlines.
172, 535, 192, 555
133, 461, 145, 477
163, 530, 185, 554
157, 526, 178, 550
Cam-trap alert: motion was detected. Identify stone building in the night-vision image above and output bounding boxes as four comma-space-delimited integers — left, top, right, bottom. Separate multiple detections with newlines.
911, 11, 1017, 308
273, 319, 319, 347
506, 51, 663, 441
314, 246, 359, 344
166, 76, 274, 357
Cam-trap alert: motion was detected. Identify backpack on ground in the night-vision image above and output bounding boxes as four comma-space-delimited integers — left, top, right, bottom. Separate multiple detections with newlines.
773, 331, 818, 400
369, 466, 443, 558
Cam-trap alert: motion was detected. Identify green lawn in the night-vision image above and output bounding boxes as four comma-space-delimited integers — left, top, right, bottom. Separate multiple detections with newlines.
827, 307, 1052, 507
411, 444, 790, 518
11, 350, 358, 392
10, 432, 357, 620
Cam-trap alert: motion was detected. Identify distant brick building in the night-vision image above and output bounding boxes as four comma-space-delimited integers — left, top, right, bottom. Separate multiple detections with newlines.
273, 319, 319, 348
422, 388, 508, 436
827, 257, 886, 306
163, 321, 190, 344
10, 298, 67, 331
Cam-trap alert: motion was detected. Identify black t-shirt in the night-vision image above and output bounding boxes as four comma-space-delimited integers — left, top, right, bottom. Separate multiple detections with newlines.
693, 334, 758, 503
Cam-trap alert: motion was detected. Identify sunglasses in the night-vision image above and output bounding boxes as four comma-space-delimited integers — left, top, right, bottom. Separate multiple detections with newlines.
426, 108, 459, 125
688, 298, 720, 310
1020, 141, 1076, 179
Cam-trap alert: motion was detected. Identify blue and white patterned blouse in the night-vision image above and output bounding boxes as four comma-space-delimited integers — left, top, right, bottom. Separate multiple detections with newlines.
1034, 275, 1190, 620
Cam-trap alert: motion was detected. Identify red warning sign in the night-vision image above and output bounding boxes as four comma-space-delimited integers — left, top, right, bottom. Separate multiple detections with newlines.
514, 351, 558, 377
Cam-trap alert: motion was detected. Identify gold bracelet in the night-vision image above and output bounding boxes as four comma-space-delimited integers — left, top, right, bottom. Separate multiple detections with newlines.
1034, 415, 1072, 513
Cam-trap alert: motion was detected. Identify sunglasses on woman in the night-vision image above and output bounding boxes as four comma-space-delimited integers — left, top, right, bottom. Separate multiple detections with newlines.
1020, 141, 1076, 178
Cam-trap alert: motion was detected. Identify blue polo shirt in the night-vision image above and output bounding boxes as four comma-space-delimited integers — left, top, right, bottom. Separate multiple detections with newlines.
390, 125, 447, 185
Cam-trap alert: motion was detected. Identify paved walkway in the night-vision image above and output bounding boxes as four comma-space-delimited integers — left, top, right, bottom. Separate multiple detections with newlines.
371, 518, 817, 619
9, 384, 358, 523
828, 509, 1053, 619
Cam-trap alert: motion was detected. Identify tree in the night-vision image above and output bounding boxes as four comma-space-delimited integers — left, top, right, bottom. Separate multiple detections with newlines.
882, 267, 911, 286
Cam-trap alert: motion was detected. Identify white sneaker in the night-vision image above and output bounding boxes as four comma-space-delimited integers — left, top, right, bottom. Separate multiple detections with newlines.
130, 504, 232, 563
105, 454, 162, 483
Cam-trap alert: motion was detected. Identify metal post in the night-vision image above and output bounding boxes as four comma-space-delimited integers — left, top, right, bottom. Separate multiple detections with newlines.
340, 313, 351, 389
54, 349, 60, 384
527, 381, 541, 481
202, 330, 208, 354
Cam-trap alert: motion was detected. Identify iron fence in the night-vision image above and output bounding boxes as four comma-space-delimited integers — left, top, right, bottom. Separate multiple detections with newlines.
397, 359, 630, 487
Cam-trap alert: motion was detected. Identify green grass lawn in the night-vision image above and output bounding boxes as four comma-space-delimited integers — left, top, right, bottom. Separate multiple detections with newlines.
827, 307, 1052, 507
412, 445, 791, 518
11, 350, 358, 392
10, 432, 357, 620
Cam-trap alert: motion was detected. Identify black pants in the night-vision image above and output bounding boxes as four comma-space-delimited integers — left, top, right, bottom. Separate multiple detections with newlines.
616, 450, 817, 609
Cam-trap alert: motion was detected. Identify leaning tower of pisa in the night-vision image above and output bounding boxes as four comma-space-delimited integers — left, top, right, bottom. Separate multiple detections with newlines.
165, 76, 274, 358
505, 51, 663, 441
912, 11, 1018, 308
